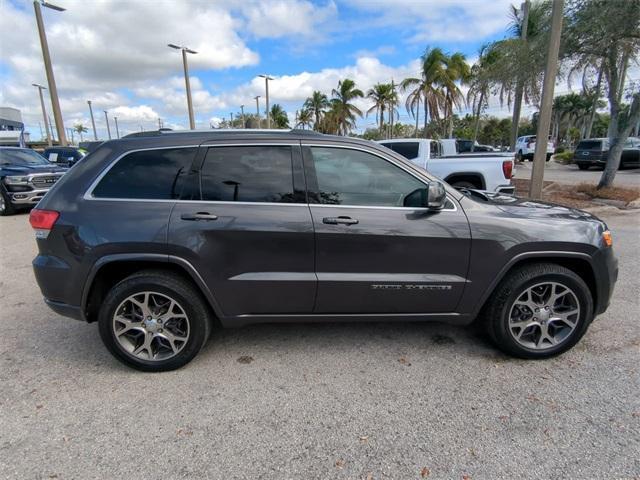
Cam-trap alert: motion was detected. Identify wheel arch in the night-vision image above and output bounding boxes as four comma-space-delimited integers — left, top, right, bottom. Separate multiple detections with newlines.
444, 172, 486, 190
82, 254, 224, 323
473, 252, 598, 318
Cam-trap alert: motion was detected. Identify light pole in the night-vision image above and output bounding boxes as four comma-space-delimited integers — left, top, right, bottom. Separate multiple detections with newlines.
258, 74, 273, 129
32, 83, 52, 146
168, 44, 197, 130
48, 115, 56, 142
254, 96, 261, 128
87, 100, 97, 140
240, 105, 245, 129
114, 116, 120, 138
104, 110, 111, 139
33, 0, 67, 146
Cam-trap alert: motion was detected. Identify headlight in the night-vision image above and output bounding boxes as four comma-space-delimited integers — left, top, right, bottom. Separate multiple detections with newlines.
3, 175, 29, 184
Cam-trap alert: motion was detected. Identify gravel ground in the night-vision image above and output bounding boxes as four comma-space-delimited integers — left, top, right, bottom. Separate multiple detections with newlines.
0, 210, 638, 480
515, 161, 640, 188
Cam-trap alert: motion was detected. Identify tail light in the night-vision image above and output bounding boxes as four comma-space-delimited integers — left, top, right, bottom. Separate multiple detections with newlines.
526, 140, 534, 147
29, 209, 59, 239
502, 160, 513, 179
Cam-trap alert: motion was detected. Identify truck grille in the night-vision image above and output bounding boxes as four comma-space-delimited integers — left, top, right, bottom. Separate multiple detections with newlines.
31, 175, 61, 189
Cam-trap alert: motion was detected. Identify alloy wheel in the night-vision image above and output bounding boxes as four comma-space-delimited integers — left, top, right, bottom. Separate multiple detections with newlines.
112, 291, 190, 361
508, 282, 580, 350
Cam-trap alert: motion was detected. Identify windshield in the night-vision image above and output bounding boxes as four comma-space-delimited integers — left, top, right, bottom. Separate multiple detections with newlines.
0, 149, 49, 166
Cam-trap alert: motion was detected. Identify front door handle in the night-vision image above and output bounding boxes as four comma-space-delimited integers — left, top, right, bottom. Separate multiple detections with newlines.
322, 216, 359, 225
180, 212, 219, 221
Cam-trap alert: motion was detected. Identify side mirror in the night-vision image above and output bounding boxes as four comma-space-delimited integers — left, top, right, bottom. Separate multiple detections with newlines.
404, 182, 447, 210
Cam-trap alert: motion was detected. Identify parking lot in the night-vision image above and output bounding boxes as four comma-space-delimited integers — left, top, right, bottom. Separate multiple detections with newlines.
1, 209, 638, 479
516, 161, 640, 187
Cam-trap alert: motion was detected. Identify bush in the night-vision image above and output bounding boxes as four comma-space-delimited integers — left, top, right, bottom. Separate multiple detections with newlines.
554, 151, 574, 164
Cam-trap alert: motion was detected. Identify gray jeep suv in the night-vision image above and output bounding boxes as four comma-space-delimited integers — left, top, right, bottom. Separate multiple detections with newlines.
31, 130, 618, 371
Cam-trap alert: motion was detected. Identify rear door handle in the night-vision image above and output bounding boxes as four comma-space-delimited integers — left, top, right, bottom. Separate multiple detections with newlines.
180, 212, 219, 221
322, 216, 359, 225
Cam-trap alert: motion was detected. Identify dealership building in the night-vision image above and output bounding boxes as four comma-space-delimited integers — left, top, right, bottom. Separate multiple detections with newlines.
0, 107, 29, 146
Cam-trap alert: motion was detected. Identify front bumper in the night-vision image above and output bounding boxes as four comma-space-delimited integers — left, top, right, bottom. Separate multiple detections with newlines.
592, 246, 618, 316
9, 189, 49, 205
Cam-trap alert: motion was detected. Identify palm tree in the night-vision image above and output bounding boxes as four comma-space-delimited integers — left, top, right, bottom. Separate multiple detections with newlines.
303, 91, 330, 131
366, 83, 393, 134
269, 104, 289, 129
295, 108, 313, 130
74, 123, 88, 142
330, 78, 364, 135
442, 52, 471, 138
467, 45, 497, 148
400, 47, 447, 138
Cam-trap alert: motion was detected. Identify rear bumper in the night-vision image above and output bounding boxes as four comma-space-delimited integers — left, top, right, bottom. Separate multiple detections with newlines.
495, 185, 515, 195
44, 298, 84, 321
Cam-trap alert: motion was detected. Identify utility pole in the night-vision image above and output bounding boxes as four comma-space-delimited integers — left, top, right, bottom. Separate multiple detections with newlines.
240, 105, 245, 129
259, 75, 273, 128
158, 117, 163, 129
390, 79, 395, 139
32, 83, 52, 146
510, 0, 530, 153
230, 112, 234, 128
529, 0, 564, 199
168, 44, 197, 129
87, 100, 97, 140
33, 0, 67, 146
114, 116, 120, 138
104, 110, 111, 139
48, 115, 56, 142
254, 95, 261, 128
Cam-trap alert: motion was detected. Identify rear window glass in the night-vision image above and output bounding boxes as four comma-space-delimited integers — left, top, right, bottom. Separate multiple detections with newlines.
200, 146, 298, 203
380, 142, 419, 160
93, 147, 196, 199
576, 141, 603, 150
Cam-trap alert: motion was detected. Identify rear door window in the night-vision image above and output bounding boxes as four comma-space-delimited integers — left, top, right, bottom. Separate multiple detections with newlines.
200, 145, 301, 203
92, 147, 196, 199
380, 142, 420, 160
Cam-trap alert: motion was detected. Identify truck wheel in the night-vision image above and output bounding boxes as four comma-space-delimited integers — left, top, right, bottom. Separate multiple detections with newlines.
98, 270, 212, 371
451, 180, 478, 190
577, 164, 589, 170
0, 190, 15, 216
483, 263, 593, 359
516, 150, 524, 162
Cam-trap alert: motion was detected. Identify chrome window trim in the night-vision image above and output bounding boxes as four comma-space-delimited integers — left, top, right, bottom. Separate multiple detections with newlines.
83, 142, 457, 212
301, 142, 458, 212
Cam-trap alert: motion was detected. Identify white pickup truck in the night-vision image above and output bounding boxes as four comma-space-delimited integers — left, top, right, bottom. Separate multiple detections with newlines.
378, 138, 515, 194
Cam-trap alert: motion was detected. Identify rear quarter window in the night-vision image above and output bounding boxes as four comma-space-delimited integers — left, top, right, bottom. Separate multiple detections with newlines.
380, 142, 420, 160
92, 147, 196, 199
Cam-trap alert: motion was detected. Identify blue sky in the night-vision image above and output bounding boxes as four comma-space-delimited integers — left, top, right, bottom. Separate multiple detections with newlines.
1, 0, 543, 139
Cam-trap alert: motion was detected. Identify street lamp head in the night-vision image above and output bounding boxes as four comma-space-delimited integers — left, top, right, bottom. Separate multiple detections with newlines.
184, 48, 197, 54
167, 43, 181, 50
32, 83, 46, 89
40, 1, 66, 12
258, 74, 274, 80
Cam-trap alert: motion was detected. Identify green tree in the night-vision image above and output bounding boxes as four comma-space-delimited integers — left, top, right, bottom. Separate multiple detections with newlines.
467, 44, 499, 149
303, 91, 330, 131
366, 83, 393, 133
442, 52, 471, 138
563, 0, 640, 188
295, 108, 313, 130
400, 47, 447, 138
74, 123, 88, 142
330, 78, 364, 135
269, 104, 289, 129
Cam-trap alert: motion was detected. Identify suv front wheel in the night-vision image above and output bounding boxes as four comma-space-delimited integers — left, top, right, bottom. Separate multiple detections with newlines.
483, 263, 593, 359
98, 270, 211, 371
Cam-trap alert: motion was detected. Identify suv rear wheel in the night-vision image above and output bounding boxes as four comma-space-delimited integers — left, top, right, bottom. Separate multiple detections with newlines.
98, 270, 211, 371
483, 263, 593, 359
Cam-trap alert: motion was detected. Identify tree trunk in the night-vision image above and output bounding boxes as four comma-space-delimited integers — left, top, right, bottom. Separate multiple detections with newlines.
472, 92, 484, 152
415, 98, 420, 138
379, 106, 384, 136
423, 95, 429, 138
599, 82, 640, 189
585, 63, 603, 139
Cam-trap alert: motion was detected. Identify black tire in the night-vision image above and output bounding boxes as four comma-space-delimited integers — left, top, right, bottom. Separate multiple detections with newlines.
452, 180, 479, 190
483, 263, 593, 359
98, 270, 212, 371
516, 150, 524, 162
0, 189, 15, 216
577, 163, 589, 170
545, 153, 552, 162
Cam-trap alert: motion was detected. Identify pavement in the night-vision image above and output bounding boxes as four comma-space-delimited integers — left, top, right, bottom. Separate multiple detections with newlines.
515, 161, 640, 187
1, 210, 639, 480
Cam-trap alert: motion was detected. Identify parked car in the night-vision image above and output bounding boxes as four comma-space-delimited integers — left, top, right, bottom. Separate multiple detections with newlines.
455, 139, 497, 153
30, 130, 617, 371
0, 147, 67, 216
43, 146, 86, 167
378, 138, 515, 194
515, 135, 555, 161
574, 137, 640, 170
